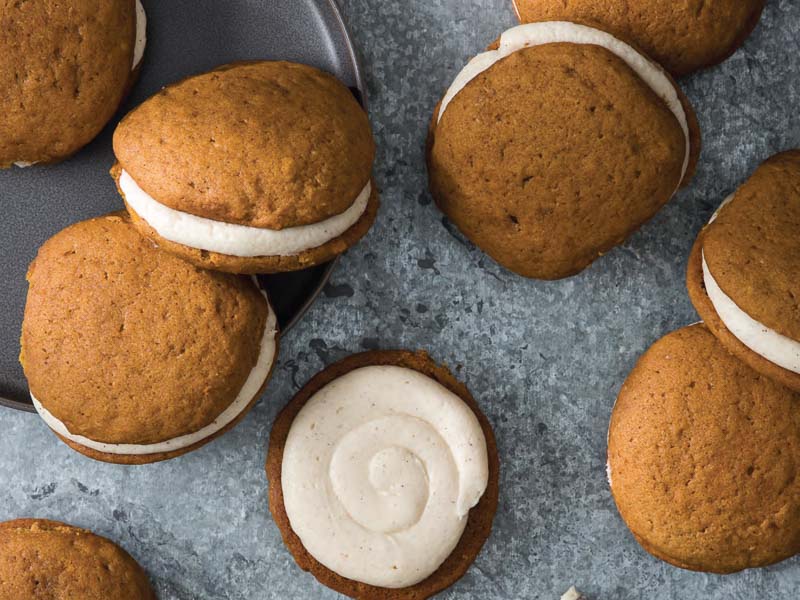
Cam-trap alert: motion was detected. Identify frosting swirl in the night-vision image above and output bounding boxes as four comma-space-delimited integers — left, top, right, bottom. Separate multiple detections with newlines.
281, 365, 489, 588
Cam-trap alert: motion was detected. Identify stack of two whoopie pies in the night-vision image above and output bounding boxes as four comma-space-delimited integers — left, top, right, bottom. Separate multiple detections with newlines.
427, 1, 766, 281
427, 20, 700, 280
20, 59, 378, 465
608, 150, 800, 573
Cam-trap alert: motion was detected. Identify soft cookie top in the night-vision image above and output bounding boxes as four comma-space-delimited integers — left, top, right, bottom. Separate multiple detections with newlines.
609, 324, 800, 573
20, 213, 276, 463
0, 0, 144, 167
0, 519, 155, 599
688, 150, 800, 391
513, 0, 766, 75
428, 22, 699, 280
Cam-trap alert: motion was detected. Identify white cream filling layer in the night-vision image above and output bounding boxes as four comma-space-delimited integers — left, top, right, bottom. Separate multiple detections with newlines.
703, 193, 800, 374
702, 252, 800, 374
32, 294, 277, 455
438, 22, 690, 183
281, 365, 489, 588
133, 0, 146, 69
120, 169, 371, 257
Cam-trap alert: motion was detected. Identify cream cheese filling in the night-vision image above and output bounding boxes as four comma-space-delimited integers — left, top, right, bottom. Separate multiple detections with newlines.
703, 193, 800, 374
133, 0, 146, 69
120, 169, 371, 257
702, 252, 800, 374
32, 294, 277, 455
438, 22, 690, 183
281, 365, 489, 588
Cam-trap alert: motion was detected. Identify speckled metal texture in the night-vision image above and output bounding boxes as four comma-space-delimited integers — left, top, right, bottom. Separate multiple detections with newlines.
1, 0, 799, 598
0, 0, 363, 410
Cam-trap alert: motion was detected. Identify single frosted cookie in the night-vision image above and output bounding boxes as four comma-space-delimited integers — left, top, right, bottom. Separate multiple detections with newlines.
0, 0, 146, 168
427, 22, 700, 280
0, 519, 155, 599
687, 150, 800, 393
267, 350, 500, 599
112, 61, 378, 274
608, 324, 800, 573
513, 1, 766, 76
20, 212, 278, 465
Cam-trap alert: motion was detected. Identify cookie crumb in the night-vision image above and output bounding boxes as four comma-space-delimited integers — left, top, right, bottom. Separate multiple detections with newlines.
561, 586, 587, 600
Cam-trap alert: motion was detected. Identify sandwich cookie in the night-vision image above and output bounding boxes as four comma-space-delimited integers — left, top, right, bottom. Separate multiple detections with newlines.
0, 519, 155, 599
427, 22, 700, 280
687, 150, 800, 392
608, 324, 800, 573
0, 0, 147, 168
20, 212, 277, 465
112, 61, 378, 274
267, 350, 499, 598
512, 0, 766, 76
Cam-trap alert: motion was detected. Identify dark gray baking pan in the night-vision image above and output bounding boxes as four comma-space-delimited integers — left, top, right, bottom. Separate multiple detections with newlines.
0, 0, 366, 412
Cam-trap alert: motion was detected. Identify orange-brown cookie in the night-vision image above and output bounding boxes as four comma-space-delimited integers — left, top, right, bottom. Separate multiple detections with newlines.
111, 61, 378, 274
427, 22, 700, 280
0, 518, 155, 599
513, 0, 766, 76
20, 212, 278, 465
267, 350, 500, 599
608, 324, 800, 573
687, 150, 800, 393
0, 0, 146, 168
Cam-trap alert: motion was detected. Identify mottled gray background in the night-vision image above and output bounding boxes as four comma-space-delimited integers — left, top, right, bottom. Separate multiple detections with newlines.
1, 0, 799, 598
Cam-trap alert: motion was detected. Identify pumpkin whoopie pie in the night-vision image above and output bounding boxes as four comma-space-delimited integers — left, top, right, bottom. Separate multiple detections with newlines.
0, 0, 146, 168
608, 324, 800, 573
688, 150, 800, 393
427, 22, 700, 280
267, 350, 499, 599
20, 212, 278, 465
111, 61, 378, 274
0, 518, 155, 599
512, 0, 766, 76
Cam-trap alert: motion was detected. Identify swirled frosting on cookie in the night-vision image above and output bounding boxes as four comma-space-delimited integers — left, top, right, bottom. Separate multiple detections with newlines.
281, 365, 489, 588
